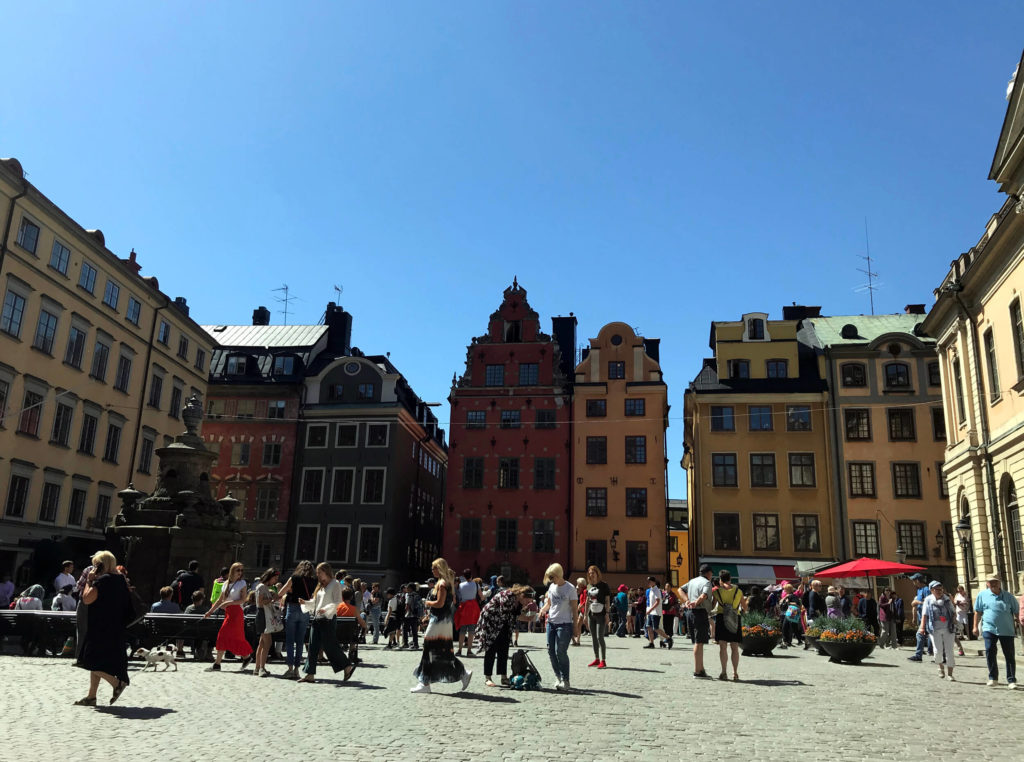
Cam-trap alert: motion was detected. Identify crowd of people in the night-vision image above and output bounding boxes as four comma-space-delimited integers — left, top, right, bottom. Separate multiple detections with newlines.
4, 554, 1024, 702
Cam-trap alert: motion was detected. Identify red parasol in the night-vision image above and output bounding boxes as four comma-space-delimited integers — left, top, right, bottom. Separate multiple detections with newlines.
813, 557, 926, 578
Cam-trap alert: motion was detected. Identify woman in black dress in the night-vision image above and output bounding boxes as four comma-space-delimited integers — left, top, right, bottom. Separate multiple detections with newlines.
74, 550, 134, 706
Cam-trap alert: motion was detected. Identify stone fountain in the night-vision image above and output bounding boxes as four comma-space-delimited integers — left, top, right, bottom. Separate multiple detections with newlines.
108, 394, 241, 604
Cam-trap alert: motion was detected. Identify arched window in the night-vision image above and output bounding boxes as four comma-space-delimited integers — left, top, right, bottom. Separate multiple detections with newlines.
1003, 476, 1023, 576
884, 362, 910, 388
841, 362, 867, 387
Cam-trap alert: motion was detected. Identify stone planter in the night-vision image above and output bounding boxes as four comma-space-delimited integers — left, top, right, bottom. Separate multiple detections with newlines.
740, 632, 782, 656
820, 639, 876, 664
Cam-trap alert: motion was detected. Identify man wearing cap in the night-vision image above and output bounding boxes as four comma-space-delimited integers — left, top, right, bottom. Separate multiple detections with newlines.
683, 564, 714, 678
919, 581, 957, 680
974, 576, 1019, 688
907, 574, 934, 662
614, 584, 629, 637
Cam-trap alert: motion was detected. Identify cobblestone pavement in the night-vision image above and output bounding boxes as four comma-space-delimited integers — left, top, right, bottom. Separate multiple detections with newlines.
3, 633, 1021, 761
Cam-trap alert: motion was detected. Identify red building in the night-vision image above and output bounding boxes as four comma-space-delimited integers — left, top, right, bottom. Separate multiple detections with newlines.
445, 280, 576, 583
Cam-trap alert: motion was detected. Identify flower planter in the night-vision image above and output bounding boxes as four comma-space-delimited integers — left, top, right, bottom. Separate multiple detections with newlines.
820, 640, 876, 664
740, 632, 782, 656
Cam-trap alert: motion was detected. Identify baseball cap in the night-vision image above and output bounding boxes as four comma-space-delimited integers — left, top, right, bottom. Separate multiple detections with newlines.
909, 573, 925, 581
699, 563, 713, 574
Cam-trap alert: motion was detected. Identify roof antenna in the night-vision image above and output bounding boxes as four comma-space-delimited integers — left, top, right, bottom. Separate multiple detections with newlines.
273, 284, 298, 325
855, 218, 880, 315
333, 284, 343, 304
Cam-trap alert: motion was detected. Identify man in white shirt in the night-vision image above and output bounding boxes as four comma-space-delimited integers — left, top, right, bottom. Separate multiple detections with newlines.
683, 564, 714, 678
644, 576, 671, 649
54, 561, 76, 594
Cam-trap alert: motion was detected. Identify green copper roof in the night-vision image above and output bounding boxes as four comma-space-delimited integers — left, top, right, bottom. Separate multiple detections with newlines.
809, 314, 933, 347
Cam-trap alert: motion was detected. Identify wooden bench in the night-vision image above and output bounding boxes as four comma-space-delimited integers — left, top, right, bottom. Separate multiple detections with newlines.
0, 610, 78, 655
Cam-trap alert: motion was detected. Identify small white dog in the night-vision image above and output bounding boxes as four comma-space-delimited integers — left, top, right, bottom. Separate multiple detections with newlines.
133, 646, 178, 671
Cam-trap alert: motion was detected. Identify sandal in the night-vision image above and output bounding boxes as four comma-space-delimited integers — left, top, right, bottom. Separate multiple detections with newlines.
343, 664, 356, 682
484, 678, 497, 687
110, 680, 128, 705
74, 697, 97, 706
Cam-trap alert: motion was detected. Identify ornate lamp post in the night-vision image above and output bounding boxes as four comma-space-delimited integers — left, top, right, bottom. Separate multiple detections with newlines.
956, 517, 973, 604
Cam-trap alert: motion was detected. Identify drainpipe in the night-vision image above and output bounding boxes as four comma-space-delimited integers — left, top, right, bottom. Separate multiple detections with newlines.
823, 355, 848, 559
0, 182, 29, 278
127, 297, 169, 484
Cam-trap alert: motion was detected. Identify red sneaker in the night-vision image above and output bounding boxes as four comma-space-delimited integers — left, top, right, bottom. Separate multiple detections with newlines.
597, 661, 607, 669
587, 659, 601, 667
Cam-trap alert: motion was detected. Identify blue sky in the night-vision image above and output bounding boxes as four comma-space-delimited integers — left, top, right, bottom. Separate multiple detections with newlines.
4, 3, 1023, 497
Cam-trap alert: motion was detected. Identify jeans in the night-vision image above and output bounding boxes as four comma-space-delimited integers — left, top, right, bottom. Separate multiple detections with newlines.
402, 617, 419, 649
983, 632, 1017, 683
615, 611, 627, 637
484, 628, 511, 677
589, 614, 607, 661
284, 604, 310, 668
931, 628, 956, 669
782, 618, 802, 646
304, 617, 350, 676
914, 629, 933, 657
546, 622, 573, 682
368, 606, 382, 644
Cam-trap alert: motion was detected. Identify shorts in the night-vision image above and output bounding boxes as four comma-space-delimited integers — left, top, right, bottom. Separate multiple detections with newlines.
714, 613, 741, 643
690, 609, 711, 644
646, 615, 661, 631
459, 624, 477, 635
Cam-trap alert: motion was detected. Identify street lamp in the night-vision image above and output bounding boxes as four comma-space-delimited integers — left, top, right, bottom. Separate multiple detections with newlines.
895, 546, 906, 565
955, 517, 973, 604
676, 554, 683, 567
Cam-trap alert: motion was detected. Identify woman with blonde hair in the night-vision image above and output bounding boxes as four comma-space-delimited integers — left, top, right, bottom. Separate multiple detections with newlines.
585, 566, 611, 668
538, 563, 578, 691
411, 558, 471, 693
203, 561, 253, 671
74, 550, 133, 705
298, 562, 355, 683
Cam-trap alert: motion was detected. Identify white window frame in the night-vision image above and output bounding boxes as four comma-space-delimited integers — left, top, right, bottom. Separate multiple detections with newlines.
365, 422, 390, 448
357, 524, 383, 564
325, 524, 351, 564
299, 467, 326, 504
330, 467, 356, 504
294, 524, 320, 561
306, 424, 329, 448
361, 467, 387, 505
336, 423, 358, 447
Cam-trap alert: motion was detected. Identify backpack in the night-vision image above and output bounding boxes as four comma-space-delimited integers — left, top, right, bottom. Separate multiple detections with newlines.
510, 649, 541, 681
715, 587, 742, 634
394, 594, 406, 619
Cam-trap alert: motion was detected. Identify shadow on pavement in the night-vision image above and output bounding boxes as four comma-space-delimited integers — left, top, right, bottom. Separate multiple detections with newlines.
96, 706, 177, 720
603, 666, 664, 673
572, 688, 643, 699
333, 682, 385, 690
741, 679, 807, 687
844, 662, 898, 668
444, 692, 519, 703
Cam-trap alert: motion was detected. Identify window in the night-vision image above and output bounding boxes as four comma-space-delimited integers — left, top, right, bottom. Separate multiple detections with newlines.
729, 359, 750, 379
102, 280, 120, 310
586, 399, 607, 417
984, 329, 1000, 403
712, 453, 738, 486
625, 398, 645, 416
306, 425, 328, 448
535, 410, 556, 429
16, 217, 39, 253
357, 526, 382, 564
90, 341, 110, 381
273, 355, 295, 375
177, 335, 189, 359
65, 326, 86, 368
5, 473, 30, 517
95, 494, 111, 528
750, 453, 776, 487
841, 362, 867, 387
887, 408, 916, 441
68, 488, 87, 526
459, 519, 481, 552
194, 348, 206, 372
893, 463, 921, 498
336, 424, 357, 446
749, 405, 772, 431
586, 487, 607, 516
295, 526, 320, 560
78, 413, 98, 454
1012, 299, 1024, 380
148, 374, 163, 409
49, 240, 70, 274
766, 359, 788, 378
789, 453, 815, 487
844, 409, 871, 440
50, 402, 74, 446
753, 513, 780, 551
608, 361, 626, 380
39, 482, 61, 522
747, 318, 765, 340
848, 462, 876, 497
532, 519, 555, 553
586, 437, 607, 464
138, 436, 155, 474
485, 365, 504, 386
356, 468, 384, 504
357, 383, 375, 400
226, 356, 247, 375
500, 410, 521, 429
78, 261, 97, 293
626, 541, 648, 571
300, 469, 324, 503
625, 488, 647, 517
168, 386, 182, 418
466, 410, 486, 429
18, 391, 43, 436
585, 540, 608, 570
928, 361, 941, 387
0, 379, 7, 427
519, 363, 538, 386
0, 290, 26, 337
786, 405, 811, 431
462, 458, 484, 488
113, 355, 132, 392
504, 320, 522, 342
256, 487, 280, 520
102, 422, 122, 463
33, 309, 59, 354
498, 458, 519, 488
952, 357, 966, 424
713, 513, 740, 550
534, 457, 556, 489
366, 423, 388, 446
625, 436, 647, 464
932, 407, 946, 441
897, 521, 926, 558
793, 514, 820, 552
884, 362, 910, 388
262, 443, 281, 467
852, 521, 880, 556
710, 406, 734, 431
331, 468, 355, 503
126, 298, 142, 326
496, 519, 518, 552
230, 442, 250, 466
938, 462, 949, 498
266, 400, 286, 420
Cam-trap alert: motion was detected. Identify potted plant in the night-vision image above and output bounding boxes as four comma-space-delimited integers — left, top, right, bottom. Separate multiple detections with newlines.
740, 611, 783, 656
819, 616, 877, 664
804, 621, 826, 654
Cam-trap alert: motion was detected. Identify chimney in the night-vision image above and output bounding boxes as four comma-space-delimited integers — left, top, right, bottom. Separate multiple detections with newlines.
252, 306, 271, 326
782, 305, 822, 320
325, 302, 353, 354
905, 304, 926, 315
121, 248, 142, 275
551, 314, 578, 383
172, 297, 190, 317
643, 338, 660, 364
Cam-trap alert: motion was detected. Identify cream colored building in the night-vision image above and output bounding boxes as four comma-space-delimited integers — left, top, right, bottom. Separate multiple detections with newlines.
0, 158, 213, 585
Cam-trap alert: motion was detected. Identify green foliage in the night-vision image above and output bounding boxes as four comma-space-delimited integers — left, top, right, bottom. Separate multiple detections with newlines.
742, 610, 781, 630
820, 615, 867, 634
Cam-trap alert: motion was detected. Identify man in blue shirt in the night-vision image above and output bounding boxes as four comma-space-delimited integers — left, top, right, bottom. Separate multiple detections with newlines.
974, 576, 1020, 688
907, 575, 933, 661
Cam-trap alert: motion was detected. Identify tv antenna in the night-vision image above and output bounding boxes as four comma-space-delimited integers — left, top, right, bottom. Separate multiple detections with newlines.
273, 284, 298, 325
333, 284, 343, 303
855, 218, 880, 315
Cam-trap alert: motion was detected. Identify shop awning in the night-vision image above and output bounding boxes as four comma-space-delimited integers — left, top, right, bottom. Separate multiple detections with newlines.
698, 558, 802, 584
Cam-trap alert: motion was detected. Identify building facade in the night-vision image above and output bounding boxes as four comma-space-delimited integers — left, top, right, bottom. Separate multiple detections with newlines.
444, 281, 576, 583
0, 158, 213, 584
571, 322, 669, 586
683, 307, 837, 584
921, 50, 1024, 595
668, 498, 689, 586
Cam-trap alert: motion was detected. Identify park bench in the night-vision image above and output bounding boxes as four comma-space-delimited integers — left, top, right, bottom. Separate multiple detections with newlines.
0, 610, 77, 655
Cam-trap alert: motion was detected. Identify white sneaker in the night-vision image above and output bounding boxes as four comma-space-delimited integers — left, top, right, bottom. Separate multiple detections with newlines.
1009, 682, 1017, 691
987, 679, 998, 687
410, 682, 431, 694
946, 674, 955, 681
461, 670, 472, 692
555, 679, 565, 691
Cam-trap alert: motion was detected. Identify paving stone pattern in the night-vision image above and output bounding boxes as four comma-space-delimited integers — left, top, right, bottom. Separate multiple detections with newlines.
3, 634, 1020, 761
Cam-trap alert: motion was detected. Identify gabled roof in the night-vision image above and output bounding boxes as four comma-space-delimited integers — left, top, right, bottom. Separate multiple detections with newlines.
990, 49, 1024, 189
201, 324, 327, 348
809, 314, 932, 348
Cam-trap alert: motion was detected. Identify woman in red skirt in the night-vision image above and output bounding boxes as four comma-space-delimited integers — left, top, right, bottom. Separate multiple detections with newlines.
203, 562, 253, 671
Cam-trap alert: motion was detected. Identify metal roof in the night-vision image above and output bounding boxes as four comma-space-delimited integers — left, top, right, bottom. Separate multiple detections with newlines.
809, 314, 933, 347
200, 324, 327, 348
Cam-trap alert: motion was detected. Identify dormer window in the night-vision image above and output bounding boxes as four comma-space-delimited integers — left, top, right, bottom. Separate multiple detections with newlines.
884, 362, 911, 389
841, 363, 867, 387
226, 356, 247, 375
747, 318, 764, 340
274, 356, 295, 375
